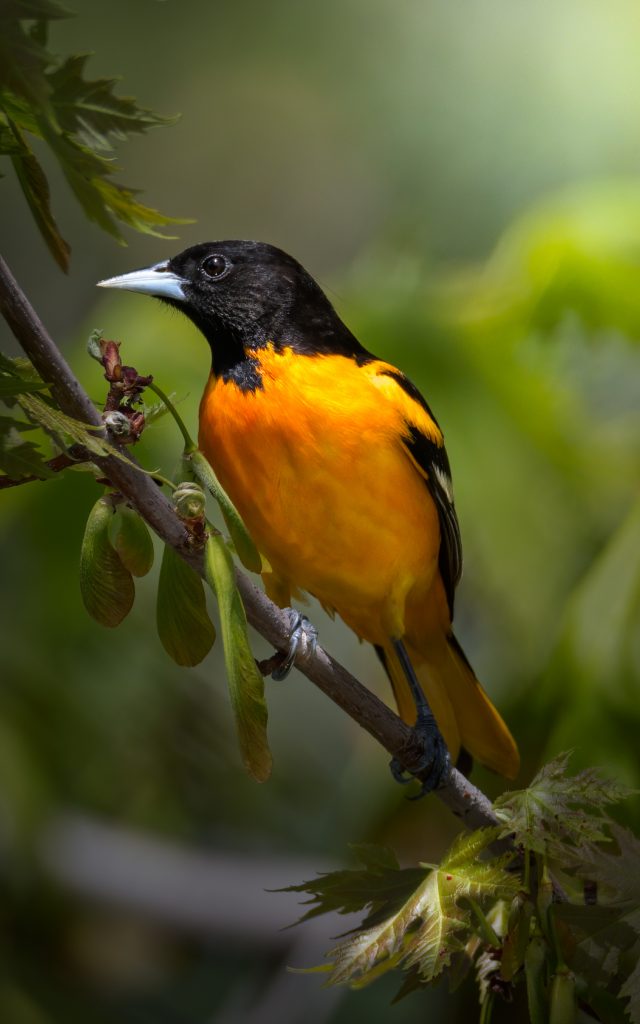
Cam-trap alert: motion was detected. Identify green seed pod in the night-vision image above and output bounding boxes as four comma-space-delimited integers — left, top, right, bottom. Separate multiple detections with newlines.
113, 505, 154, 577
80, 496, 135, 627
156, 543, 216, 666
500, 892, 534, 981
549, 967, 577, 1024
524, 936, 548, 1024
204, 531, 271, 782
173, 480, 206, 519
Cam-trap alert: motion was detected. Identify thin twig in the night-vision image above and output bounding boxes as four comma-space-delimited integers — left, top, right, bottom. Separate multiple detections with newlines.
0, 252, 499, 834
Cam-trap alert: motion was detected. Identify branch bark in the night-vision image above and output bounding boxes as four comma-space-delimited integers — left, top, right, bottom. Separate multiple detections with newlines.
0, 252, 500, 834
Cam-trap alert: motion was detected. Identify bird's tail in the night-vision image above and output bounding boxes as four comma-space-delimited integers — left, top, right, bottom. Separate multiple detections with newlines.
379, 635, 520, 779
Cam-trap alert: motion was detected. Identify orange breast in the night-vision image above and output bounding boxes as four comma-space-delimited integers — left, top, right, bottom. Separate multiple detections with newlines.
198, 346, 441, 643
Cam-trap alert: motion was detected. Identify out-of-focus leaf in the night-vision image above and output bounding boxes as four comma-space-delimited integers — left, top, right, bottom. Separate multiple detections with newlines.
494, 753, 633, 857
0, 0, 190, 266
0, 434, 54, 480
6, 117, 70, 270
204, 530, 271, 782
570, 824, 640, 909
448, 181, 640, 341
79, 496, 134, 627
0, 416, 37, 434
190, 450, 262, 573
113, 505, 154, 578
0, 376, 48, 397
561, 498, 640, 688
0, 352, 43, 383
156, 543, 216, 667
47, 55, 175, 151
620, 959, 640, 1024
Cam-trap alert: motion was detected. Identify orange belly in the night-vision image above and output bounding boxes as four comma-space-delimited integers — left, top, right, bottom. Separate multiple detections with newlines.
198, 347, 442, 644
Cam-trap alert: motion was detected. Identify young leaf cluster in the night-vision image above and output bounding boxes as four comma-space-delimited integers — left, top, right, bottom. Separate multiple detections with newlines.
0, 348, 154, 485
1, 336, 272, 784
288, 755, 640, 1024
0, 0, 190, 270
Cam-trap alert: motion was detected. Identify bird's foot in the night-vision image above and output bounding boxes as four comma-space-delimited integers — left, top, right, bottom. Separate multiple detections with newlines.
389, 709, 451, 798
269, 609, 318, 681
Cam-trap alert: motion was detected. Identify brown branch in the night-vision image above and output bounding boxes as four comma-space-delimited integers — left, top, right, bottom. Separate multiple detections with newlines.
0, 252, 499, 834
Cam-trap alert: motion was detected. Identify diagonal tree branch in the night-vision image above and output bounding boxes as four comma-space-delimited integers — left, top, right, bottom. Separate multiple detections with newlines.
0, 252, 500, 834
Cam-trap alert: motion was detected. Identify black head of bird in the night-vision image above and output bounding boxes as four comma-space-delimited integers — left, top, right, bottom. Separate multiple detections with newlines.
98, 240, 367, 365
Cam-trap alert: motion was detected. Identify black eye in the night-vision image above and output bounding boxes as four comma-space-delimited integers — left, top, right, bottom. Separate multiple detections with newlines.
201, 254, 229, 279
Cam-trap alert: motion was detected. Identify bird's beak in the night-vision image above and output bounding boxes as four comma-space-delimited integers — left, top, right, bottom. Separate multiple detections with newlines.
97, 261, 187, 302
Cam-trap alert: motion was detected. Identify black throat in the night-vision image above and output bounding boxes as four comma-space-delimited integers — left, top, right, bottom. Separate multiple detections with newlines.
184, 300, 374, 395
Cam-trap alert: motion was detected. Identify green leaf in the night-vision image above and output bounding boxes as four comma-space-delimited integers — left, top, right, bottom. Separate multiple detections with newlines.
156, 543, 216, 667
79, 496, 134, 627
570, 823, 640, 907
620, 958, 640, 1024
525, 936, 549, 1024
17, 391, 151, 472
46, 54, 175, 151
500, 892, 534, 982
556, 827, 640, 1019
281, 845, 424, 926
113, 505, 154, 578
6, 116, 70, 270
0, 351, 43, 382
0, 433, 54, 479
0, 414, 37, 433
204, 530, 271, 782
494, 752, 633, 857
0, 375, 48, 396
143, 391, 186, 427
317, 829, 517, 989
549, 967, 577, 1024
190, 450, 262, 573
0, 2, 190, 266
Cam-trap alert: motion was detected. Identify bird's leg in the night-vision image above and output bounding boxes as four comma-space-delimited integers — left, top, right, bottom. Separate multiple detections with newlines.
389, 639, 451, 796
268, 608, 318, 681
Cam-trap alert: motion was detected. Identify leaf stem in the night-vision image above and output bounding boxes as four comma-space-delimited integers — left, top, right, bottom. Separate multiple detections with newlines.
147, 381, 196, 452
523, 849, 531, 893
480, 990, 494, 1024
467, 897, 501, 949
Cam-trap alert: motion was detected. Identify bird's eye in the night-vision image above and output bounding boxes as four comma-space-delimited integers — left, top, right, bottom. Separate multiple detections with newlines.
201, 254, 229, 279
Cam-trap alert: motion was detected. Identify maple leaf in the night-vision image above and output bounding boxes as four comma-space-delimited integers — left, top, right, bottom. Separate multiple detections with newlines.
296, 829, 518, 989
494, 752, 633, 857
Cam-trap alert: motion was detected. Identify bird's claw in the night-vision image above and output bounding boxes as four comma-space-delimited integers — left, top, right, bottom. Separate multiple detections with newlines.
389, 710, 451, 798
271, 609, 318, 681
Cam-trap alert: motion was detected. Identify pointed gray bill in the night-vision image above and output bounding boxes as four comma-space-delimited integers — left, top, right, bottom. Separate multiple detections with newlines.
97, 261, 186, 302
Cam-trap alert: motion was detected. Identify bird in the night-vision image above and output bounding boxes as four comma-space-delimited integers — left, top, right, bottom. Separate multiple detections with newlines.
98, 240, 520, 789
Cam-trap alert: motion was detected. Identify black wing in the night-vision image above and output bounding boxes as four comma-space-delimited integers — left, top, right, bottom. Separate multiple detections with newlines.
377, 368, 463, 618
404, 423, 462, 619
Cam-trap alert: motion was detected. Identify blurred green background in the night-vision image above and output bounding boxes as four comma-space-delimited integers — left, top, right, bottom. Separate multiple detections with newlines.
1, 1, 640, 1021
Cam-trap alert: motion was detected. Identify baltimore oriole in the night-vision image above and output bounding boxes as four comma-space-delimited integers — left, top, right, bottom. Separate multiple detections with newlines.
99, 241, 520, 788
